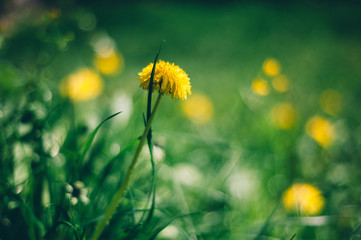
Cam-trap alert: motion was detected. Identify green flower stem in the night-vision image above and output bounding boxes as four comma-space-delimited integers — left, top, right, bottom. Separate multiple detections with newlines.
90, 93, 163, 240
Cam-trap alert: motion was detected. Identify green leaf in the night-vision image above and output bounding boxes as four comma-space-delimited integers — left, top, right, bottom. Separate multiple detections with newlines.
78, 111, 121, 166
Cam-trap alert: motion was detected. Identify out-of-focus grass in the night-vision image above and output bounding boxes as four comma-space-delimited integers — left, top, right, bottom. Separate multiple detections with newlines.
1, 1, 361, 240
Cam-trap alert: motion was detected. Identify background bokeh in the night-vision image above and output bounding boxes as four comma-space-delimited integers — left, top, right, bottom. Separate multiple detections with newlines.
1, 1, 361, 239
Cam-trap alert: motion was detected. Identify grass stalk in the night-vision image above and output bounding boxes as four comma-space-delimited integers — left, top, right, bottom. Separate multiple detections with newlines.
89, 93, 163, 240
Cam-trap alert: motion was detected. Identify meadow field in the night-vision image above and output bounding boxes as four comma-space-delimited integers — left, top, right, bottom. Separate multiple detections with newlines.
1, 1, 361, 239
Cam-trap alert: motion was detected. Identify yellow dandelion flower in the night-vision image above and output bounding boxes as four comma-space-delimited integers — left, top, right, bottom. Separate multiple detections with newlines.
306, 116, 335, 147
271, 102, 297, 129
272, 74, 289, 92
138, 60, 191, 100
263, 58, 281, 77
252, 78, 269, 96
182, 93, 214, 125
320, 89, 342, 116
60, 68, 103, 102
283, 183, 325, 216
94, 50, 124, 75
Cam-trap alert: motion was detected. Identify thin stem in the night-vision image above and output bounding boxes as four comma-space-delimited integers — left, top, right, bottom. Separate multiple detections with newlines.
89, 93, 163, 240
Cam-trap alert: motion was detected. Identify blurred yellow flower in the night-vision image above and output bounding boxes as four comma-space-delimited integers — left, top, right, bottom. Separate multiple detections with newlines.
182, 93, 214, 124
0, 20, 9, 32
263, 58, 281, 77
252, 78, 269, 96
271, 102, 297, 129
49, 9, 61, 19
283, 183, 325, 216
138, 60, 191, 100
94, 50, 124, 75
306, 116, 335, 147
272, 74, 289, 92
320, 89, 342, 116
60, 68, 103, 102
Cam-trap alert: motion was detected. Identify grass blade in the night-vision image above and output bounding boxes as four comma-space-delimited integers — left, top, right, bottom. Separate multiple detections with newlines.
90, 138, 138, 202
78, 111, 121, 167
143, 141, 156, 226
44, 220, 80, 240
142, 43, 164, 226
147, 43, 163, 121
253, 202, 279, 240
148, 212, 201, 240
289, 233, 296, 240
347, 222, 361, 240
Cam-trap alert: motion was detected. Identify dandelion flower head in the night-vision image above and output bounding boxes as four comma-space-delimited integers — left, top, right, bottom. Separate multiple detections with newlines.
182, 93, 214, 124
271, 102, 297, 129
60, 68, 103, 102
138, 60, 191, 100
283, 183, 325, 216
306, 115, 335, 147
94, 50, 124, 76
263, 58, 281, 77
252, 78, 269, 96
272, 74, 289, 92
320, 89, 342, 116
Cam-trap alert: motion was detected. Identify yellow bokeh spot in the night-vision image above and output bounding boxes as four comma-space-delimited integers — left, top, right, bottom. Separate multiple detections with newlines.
0, 20, 9, 32
60, 68, 103, 102
271, 102, 297, 129
182, 94, 213, 124
94, 50, 124, 75
252, 79, 269, 96
306, 116, 335, 147
49, 9, 61, 19
272, 74, 289, 92
262, 58, 281, 77
283, 183, 325, 216
320, 89, 342, 116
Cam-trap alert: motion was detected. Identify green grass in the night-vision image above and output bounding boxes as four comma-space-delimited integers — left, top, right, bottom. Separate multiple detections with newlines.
1, 1, 361, 240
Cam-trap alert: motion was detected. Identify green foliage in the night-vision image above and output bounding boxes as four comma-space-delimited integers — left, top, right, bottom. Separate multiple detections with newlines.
1, 2, 361, 240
